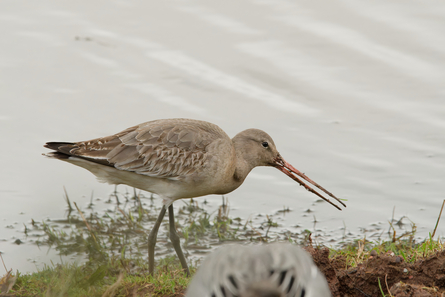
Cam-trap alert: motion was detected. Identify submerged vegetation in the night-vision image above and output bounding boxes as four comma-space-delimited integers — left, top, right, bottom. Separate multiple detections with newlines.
1, 189, 444, 296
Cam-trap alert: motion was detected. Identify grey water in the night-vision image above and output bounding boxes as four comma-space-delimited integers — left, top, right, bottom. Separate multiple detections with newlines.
1, 0, 444, 273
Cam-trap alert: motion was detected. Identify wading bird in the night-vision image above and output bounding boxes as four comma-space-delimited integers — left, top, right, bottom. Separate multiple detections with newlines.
44, 118, 345, 276
186, 243, 331, 297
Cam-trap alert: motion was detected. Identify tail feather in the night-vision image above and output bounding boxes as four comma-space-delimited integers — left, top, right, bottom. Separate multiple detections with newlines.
43, 142, 76, 160
43, 141, 113, 167
44, 142, 74, 151
43, 151, 71, 160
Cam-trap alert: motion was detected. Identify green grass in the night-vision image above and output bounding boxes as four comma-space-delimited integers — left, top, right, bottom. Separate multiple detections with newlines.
10, 256, 192, 297
329, 233, 444, 268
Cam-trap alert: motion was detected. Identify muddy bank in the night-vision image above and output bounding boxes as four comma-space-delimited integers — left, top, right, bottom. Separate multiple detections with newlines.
307, 247, 445, 296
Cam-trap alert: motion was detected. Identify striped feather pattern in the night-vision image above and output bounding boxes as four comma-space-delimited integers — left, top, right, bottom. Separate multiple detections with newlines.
186, 243, 331, 297
45, 118, 229, 180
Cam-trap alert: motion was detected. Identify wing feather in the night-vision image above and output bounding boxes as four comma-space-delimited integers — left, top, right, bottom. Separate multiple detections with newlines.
52, 119, 228, 180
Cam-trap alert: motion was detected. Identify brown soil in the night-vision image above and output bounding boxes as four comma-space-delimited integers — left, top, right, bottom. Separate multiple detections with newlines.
305, 247, 445, 297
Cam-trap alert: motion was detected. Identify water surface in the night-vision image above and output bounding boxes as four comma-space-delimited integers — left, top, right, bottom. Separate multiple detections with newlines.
1, 0, 444, 272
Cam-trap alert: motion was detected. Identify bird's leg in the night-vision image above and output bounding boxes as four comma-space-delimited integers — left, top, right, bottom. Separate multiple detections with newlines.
148, 205, 167, 275
168, 205, 190, 276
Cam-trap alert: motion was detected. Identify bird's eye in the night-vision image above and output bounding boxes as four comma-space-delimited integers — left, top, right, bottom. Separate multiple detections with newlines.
262, 141, 269, 148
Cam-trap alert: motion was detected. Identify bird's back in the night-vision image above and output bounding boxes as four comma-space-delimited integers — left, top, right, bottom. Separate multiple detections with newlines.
186, 243, 331, 297
44, 118, 238, 201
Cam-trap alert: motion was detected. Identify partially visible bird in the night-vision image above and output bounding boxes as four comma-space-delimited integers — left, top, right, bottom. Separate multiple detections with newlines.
186, 243, 331, 297
43, 118, 345, 276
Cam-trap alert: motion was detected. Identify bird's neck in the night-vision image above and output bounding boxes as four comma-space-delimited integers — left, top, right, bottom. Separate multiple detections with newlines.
233, 158, 251, 184
232, 141, 256, 185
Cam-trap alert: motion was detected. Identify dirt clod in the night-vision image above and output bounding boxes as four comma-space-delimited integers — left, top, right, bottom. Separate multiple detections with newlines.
304, 247, 445, 297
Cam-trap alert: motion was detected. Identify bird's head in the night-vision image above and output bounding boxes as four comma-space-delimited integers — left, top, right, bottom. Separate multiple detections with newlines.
233, 128, 345, 210
232, 128, 280, 167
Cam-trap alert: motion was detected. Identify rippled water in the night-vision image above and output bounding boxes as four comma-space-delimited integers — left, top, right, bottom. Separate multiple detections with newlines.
1, 0, 444, 272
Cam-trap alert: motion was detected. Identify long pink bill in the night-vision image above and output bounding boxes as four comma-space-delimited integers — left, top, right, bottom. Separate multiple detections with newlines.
274, 157, 346, 211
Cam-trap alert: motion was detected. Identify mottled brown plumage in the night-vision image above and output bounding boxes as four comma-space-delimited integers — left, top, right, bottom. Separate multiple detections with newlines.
46, 119, 226, 181
44, 118, 345, 276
